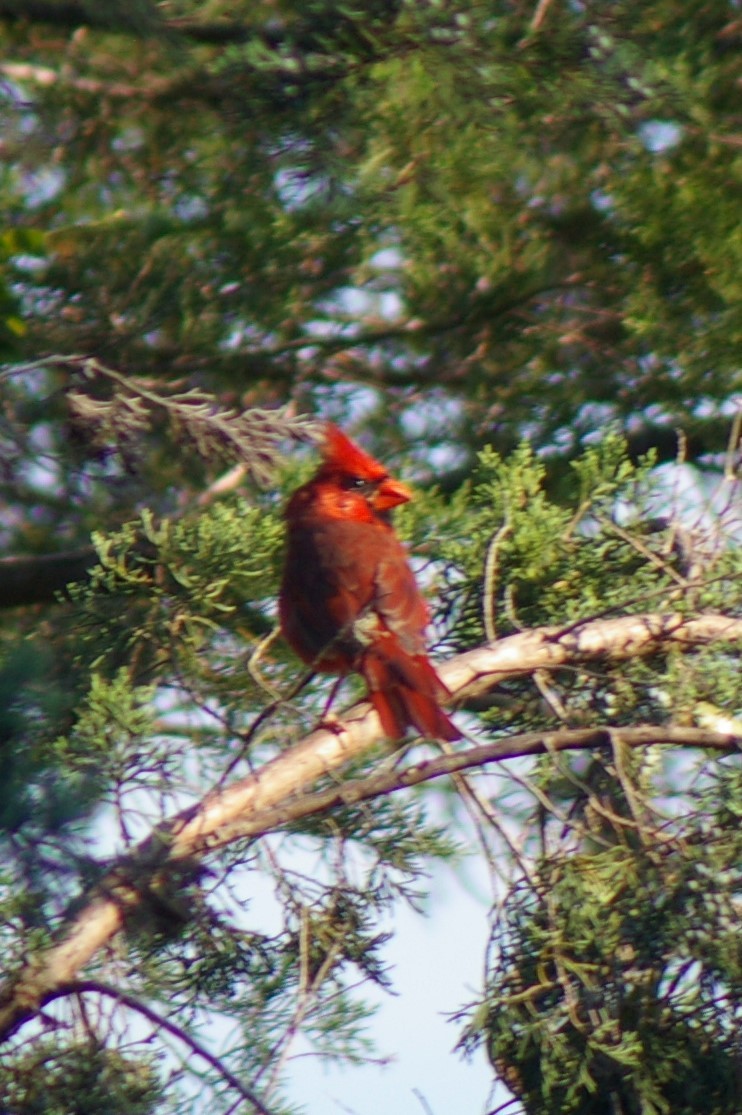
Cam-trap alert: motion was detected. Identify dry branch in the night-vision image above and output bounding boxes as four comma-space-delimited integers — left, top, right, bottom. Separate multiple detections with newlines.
0, 612, 740, 1042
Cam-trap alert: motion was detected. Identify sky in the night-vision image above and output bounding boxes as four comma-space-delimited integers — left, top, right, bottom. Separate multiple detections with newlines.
281, 854, 504, 1115
88, 763, 510, 1115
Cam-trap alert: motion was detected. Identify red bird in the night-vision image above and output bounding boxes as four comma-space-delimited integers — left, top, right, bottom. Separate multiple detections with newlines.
279, 423, 459, 741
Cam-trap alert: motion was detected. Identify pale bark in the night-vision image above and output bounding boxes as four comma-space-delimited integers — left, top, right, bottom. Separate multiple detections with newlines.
0, 611, 740, 1041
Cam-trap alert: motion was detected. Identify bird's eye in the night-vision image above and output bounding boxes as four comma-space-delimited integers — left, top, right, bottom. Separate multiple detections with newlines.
343, 476, 374, 493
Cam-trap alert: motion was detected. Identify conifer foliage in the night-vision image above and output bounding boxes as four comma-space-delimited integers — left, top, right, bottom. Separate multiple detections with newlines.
0, 3, 740, 1112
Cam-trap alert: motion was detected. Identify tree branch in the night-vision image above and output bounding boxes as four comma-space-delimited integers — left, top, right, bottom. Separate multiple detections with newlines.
0, 3, 251, 42
172, 725, 741, 852
0, 1, 345, 49
0, 548, 98, 607
0, 612, 740, 1042
57, 980, 278, 1115
0, 7, 367, 108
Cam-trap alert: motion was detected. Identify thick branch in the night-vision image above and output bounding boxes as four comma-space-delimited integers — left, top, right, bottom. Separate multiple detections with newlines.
0, 612, 740, 1041
162, 724, 741, 852
441, 611, 742, 695
0, 548, 98, 607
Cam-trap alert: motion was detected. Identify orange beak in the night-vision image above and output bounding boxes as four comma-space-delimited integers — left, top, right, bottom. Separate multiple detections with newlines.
373, 476, 413, 512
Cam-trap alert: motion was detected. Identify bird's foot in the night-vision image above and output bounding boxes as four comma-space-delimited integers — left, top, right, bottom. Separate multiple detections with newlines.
315, 712, 346, 735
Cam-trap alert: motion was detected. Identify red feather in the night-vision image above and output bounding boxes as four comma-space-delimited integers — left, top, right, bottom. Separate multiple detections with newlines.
279, 423, 459, 741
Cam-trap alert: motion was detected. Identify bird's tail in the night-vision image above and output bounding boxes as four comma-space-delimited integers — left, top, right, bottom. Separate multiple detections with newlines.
362, 646, 460, 742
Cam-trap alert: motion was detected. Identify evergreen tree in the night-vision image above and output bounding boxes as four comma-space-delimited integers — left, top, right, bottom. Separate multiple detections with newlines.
0, 3, 740, 1111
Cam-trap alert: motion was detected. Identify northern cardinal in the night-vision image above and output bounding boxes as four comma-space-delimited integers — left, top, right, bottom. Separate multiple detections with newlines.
279, 423, 459, 741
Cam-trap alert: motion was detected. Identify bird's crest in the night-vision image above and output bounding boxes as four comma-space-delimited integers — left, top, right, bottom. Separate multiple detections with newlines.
321, 423, 388, 481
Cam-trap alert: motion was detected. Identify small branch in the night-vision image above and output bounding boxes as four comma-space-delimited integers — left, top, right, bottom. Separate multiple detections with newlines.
600, 517, 688, 587
56, 980, 277, 1115
0, 61, 178, 100
213, 725, 740, 843
482, 520, 511, 643
0, 612, 740, 1043
724, 397, 742, 480
66, 355, 322, 482
530, 0, 556, 32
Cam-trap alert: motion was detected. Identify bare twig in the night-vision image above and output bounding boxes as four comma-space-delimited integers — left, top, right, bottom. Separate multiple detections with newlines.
724, 398, 742, 480
530, 0, 556, 32
600, 517, 688, 587
56, 980, 277, 1115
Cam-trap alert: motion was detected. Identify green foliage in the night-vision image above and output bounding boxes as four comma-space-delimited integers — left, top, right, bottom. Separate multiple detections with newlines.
69, 499, 283, 683
465, 795, 742, 1114
1, 1, 741, 1111
439, 435, 667, 651
0, 639, 98, 837
1, 427, 740, 1111
1, 0, 738, 463
0, 1038, 165, 1115
54, 669, 157, 779
0, 452, 467, 1106
0, 228, 44, 355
